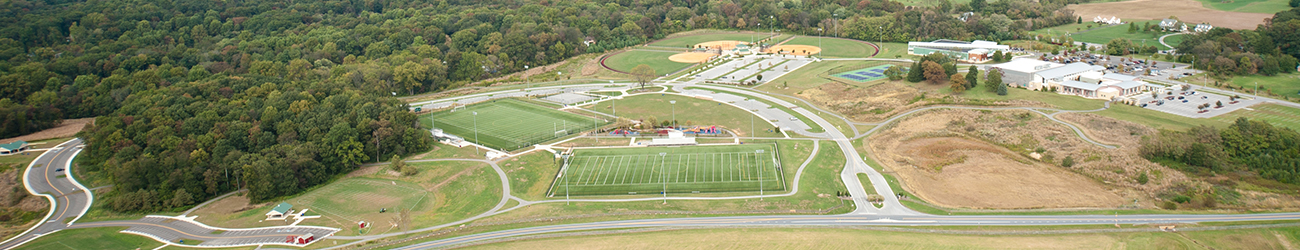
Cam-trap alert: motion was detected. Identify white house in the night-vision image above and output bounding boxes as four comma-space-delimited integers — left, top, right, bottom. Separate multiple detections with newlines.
1159, 19, 1179, 30
1194, 23, 1214, 33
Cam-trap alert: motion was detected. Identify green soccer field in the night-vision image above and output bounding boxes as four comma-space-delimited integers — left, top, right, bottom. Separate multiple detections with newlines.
550, 144, 785, 196
424, 99, 608, 151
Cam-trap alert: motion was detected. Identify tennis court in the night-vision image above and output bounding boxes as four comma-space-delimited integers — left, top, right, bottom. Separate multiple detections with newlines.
831, 64, 897, 82
427, 99, 609, 151
549, 144, 785, 196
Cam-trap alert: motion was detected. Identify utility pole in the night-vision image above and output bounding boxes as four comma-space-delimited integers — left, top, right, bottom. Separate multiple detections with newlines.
757, 149, 765, 200
670, 100, 677, 129
660, 152, 668, 204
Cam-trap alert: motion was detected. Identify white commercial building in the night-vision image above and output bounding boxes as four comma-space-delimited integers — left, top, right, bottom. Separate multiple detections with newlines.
991, 58, 1155, 100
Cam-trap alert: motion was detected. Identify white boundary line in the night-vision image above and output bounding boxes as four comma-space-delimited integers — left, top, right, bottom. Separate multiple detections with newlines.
0, 138, 77, 248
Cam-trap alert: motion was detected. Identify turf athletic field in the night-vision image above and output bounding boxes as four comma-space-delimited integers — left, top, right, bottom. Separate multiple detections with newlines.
550, 144, 785, 196
426, 98, 607, 151
604, 50, 695, 76
782, 36, 878, 58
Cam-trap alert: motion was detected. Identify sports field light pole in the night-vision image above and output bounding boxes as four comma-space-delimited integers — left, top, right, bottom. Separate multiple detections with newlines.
473, 111, 480, 155
670, 100, 677, 129
660, 152, 668, 204
757, 149, 765, 200
751, 109, 758, 137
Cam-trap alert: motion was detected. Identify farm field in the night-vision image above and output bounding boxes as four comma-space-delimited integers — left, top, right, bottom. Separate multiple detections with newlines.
1214, 104, 1300, 131
422, 98, 606, 151
1195, 0, 1291, 13
649, 32, 773, 48
1068, 0, 1271, 30
781, 36, 878, 58
550, 144, 783, 196
584, 93, 780, 137
602, 50, 694, 76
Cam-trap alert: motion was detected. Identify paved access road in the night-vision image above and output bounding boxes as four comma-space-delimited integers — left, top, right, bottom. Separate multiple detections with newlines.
0, 139, 91, 249
69, 216, 339, 248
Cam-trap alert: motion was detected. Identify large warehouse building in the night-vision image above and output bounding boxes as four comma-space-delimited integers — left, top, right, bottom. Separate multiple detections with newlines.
907, 39, 1010, 63
990, 58, 1156, 100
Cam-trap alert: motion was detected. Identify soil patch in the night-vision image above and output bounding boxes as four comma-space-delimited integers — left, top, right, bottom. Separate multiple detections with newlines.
667, 52, 716, 63
191, 194, 257, 216
0, 118, 93, 144
765, 45, 821, 56
1068, 0, 1270, 30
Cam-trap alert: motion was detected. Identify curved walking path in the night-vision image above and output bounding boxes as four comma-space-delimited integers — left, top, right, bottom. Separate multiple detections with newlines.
1159, 33, 1182, 50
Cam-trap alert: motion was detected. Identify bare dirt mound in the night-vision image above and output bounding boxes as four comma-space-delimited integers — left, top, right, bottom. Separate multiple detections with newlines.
1069, 0, 1270, 30
0, 118, 93, 144
766, 45, 821, 56
889, 137, 1125, 208
668, 52, 716, 63
868, 109, 1165, 209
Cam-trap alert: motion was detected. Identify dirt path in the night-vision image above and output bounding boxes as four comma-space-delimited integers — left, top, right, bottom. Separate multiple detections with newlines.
1069, 0, 1270, 30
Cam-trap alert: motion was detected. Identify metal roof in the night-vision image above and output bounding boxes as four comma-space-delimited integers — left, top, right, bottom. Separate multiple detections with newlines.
1035, 62, 1095, 80
0, 141, 26, 151
271, 202, 293, 214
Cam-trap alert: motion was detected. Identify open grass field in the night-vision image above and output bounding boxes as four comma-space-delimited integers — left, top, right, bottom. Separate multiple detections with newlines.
1215, 104, 1300, 131
1067, 20, 1172, 45
423, 98, 606, 151
1195, 0, 1292, 13
550, 144, 783, 196
584, 93, 780, 137
290, 178, 430, 227
602, 50, 694, 76
649, 33, 771, 48
465, 226, 1300, 250
875, 42, 909, 59
1029, 22, 1099, 37
782, 36, 878, 58
16, 227, 162, 250
1226, 74, 1300, 100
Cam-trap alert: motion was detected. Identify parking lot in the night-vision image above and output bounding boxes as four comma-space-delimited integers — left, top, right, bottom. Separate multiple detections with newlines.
1135, 87, 1260, 118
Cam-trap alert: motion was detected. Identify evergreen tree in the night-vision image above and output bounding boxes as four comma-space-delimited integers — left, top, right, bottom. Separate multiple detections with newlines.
997, 81, 1008, 95
1128, 22, 1137, 33
906, 61, 924, 82
991, 50, 1004, 62
942, 62, 958, 76
966, 65, 979, 89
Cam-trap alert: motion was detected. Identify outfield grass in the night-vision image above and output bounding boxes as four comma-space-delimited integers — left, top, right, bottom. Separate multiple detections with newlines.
875, 42, 909, 59
585, 93, 781, 137
1069, 21, 1173, 45
422, 98, 606, 151
782, 36, 878, 58
1196, 0, 1292, 13
552, 144, 782, 196
649, 33, 772, 47
1214, 104, 1300, 131
17, 227, 162, 250
603, 50, 694, 76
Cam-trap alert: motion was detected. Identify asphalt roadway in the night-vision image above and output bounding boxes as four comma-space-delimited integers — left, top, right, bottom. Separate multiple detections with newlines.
0, 139, 91, 250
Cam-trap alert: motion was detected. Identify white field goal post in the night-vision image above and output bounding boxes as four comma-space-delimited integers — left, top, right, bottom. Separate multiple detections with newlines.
451, 105, 468, 112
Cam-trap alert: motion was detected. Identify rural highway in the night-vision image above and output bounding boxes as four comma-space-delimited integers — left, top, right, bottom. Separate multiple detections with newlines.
0, 139, 91, 250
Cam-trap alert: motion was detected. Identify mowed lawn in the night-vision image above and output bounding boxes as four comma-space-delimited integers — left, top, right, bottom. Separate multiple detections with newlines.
874, 42, 909, 59
299, 161, 500, 236
552, 144, 783, 196
603, 50, 693, 76
1196, 0, 1291, 13
783, 36, 878, 58
1227, 74, 1300, 100
422, 98, 605, 151
584, 93, 780, 137
1069, 21, 1174, 45
649, 33, 771, 47
1215, 104, 1300, 131
16, 227, 162, 250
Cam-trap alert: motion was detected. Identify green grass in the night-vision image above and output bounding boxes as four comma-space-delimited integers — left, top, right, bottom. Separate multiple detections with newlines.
762, 60, 894, 96
1226, 74, 1300, 100
1162, 33, 1185, 47
1214, 104, 1300, 131
504, 152, 562, 200
290, 177, 430, 223
16, 227, 162, 250
1068, 21, 1174, 45
585, 93, 781, 137
942, 82, 1105, 110
874, 42, 909, 59
1029, 22, 1100, 37
1196, 0, 1292, 13
1093, 103, 1228, 131
422, 98, 607, 151
782, 36, 878, 58
650, 33, 773, 47
856, 173, 876, 195
603, 50, 694, 76
684, 86, 825, 133
552, 144, 783, 196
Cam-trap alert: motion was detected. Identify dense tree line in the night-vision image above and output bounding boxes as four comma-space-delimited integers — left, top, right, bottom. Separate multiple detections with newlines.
79, 74, 431, 211
1140, 118, 1300, 185
1169, 8, 1300, 77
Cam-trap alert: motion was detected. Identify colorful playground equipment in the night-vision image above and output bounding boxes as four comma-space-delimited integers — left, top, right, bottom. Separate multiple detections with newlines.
679, 126, 723, 135
609, 129, 639, 135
